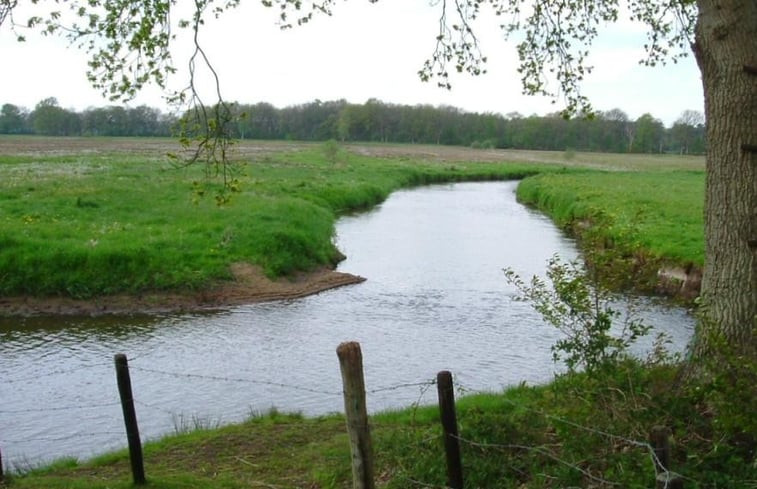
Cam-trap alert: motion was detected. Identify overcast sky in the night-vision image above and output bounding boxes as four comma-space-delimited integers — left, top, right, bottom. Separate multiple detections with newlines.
0, 1, 703, 126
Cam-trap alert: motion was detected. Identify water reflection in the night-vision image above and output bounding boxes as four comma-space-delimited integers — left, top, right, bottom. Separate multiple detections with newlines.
0, 181, 694, 468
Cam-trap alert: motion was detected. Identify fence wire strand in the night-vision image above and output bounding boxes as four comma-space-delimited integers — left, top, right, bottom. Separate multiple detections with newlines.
129, 365, 343, 396
4, 431, 124, 444
368, 379, 436, 394
455, 433, 622, 487
0, 401, 120, 415
3, 362, 111, 384
453, 382, 694, 487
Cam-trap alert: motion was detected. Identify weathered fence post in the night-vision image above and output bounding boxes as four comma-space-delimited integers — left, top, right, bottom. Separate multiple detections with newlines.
336, 342, 375, 489
0, 445, 4, 484
114, 353, 146, 485
650, 425, 683, 489
437, 371, 463, 489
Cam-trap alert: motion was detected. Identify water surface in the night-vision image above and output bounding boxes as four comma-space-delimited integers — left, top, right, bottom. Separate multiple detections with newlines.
0, 181, 694, 468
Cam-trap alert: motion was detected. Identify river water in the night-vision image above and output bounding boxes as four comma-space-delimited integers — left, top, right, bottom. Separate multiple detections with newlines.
0, 181, 694, 469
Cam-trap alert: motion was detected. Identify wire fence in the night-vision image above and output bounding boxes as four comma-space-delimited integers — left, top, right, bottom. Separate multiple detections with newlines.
0, 343, 748, 488
0, 350, 440, 477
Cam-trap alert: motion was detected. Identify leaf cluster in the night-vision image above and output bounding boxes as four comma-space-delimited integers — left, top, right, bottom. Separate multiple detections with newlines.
505, 255, 652, 373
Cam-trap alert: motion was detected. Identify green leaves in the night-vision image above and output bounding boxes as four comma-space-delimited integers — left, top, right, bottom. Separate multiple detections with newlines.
505, 254, 653, 374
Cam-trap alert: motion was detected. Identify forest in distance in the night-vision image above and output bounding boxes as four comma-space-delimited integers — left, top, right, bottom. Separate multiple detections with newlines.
0, 97, 705, 155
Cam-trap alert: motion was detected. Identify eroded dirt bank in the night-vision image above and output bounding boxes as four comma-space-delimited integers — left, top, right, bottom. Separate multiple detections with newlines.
0, 263, 365, 317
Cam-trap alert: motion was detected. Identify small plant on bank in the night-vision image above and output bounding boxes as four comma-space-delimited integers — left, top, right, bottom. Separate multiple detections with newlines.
505, 255, 652, 374
505, 212, 663, 373
321, 139, 343, 165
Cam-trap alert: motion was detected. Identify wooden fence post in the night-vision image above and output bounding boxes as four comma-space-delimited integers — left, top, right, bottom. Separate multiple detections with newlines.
437, 371, 463, 489
650, 426, 671, 472
336, 342, 375, 489
650, 425, 683, 489
0, 445, 4, 484
114, 353, 146, 485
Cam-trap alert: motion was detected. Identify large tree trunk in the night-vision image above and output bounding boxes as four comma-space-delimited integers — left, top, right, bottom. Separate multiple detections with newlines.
693, 0, 757, 359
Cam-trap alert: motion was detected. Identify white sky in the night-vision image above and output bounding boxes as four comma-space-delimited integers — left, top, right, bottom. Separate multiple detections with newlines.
0, 1, 703, 126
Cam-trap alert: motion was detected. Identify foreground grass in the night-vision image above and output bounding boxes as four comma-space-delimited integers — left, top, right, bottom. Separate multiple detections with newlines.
8, 360, 755, 488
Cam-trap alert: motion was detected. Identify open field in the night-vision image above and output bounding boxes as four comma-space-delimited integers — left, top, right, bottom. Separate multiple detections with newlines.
0, 135, 705, 170
350, 143, 705, 171
0, 136, 706, 313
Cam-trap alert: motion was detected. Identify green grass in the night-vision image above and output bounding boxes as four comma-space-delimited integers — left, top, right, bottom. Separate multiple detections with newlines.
0, 143, 545, 298
2, 141, 746, 487
516, 170, 705, 266
0, 138, 707, 300
7, 360, 755, 488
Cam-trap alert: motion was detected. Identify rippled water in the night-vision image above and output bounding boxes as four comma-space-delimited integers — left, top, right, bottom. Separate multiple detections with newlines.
0, 181, 694, 469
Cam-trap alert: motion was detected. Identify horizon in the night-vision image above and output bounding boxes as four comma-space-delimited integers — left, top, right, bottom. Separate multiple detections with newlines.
0, 1, 703, 127
1, 96, 700, 130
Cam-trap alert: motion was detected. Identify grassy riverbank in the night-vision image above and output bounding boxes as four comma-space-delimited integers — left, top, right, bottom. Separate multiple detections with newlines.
0, 138, 545, 300
516, 171, 705, 266
7, 359, 754, 488
0, 137, 706, 305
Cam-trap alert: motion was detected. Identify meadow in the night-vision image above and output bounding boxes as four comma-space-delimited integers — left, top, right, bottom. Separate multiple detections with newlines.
0, 136, 704, 303
0, 137, 544, 300
5, 138, 752, 489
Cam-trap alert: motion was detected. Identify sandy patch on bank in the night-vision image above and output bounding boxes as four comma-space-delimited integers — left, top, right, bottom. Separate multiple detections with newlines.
0, 263, 365, 317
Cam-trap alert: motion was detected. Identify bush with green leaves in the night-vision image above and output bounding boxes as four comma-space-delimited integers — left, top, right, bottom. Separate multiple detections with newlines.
321, 139, 342, 165
505, 255, 652, 374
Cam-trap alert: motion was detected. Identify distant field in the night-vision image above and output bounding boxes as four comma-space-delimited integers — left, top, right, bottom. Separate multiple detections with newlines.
350, 142, 705, 171
0, 135, 705, 171
0, 136, 705, 300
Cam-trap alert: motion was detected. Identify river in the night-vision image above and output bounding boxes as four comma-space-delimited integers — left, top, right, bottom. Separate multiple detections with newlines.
0, 181, 694, 470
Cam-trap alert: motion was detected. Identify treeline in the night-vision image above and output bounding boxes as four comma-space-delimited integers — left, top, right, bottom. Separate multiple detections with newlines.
0, 98, 174, 137
1, 97, 706, 154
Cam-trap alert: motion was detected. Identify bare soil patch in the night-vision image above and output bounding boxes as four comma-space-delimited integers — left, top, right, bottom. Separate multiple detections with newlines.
0, 136, 703, 170
0, 264, 364, 317
0, 135, 317, 159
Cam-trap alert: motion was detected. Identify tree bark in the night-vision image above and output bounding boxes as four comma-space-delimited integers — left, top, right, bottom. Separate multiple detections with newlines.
693, 0, 757, 359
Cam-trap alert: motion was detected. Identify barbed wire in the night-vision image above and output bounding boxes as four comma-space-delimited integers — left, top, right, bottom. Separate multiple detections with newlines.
133, 399, 179, 417
452, 381, 695, 487
130, 365, 344, 396
368, 379, 436, 394
2, 431, 124, 444
455, 433, 622, 487
0, 401, 120, 415
542, 414, 670, 475
3, 362, 111, 384
129, 365, 439, 400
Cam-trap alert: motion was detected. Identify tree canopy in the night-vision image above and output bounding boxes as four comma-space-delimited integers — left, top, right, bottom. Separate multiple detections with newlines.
0, 97, 706, 154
